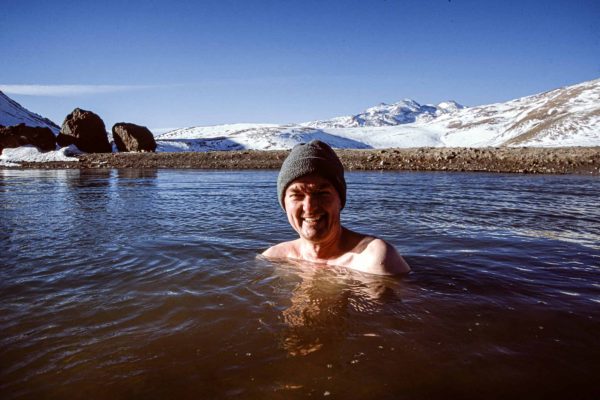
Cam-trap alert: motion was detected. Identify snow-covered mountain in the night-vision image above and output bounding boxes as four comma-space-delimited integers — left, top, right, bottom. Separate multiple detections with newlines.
0, 91, 60, 134
435, 78, 600, 147
303, 100, 464, 128
156, 123, 371, 151
157, 78, 600, 150
3, 78, 598, 153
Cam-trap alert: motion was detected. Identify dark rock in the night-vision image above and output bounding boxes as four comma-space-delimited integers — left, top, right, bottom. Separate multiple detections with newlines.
112, 123, 156, 152
0, 123, 56, 153
57, 108, 111, 153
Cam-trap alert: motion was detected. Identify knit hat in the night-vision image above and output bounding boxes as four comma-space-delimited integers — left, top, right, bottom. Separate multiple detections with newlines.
277, 140, 346, 209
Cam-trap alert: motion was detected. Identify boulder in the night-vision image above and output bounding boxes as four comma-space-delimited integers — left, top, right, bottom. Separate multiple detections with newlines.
57, 108, 112, 153
112, 123, 157, 152
0, 123, 56, 153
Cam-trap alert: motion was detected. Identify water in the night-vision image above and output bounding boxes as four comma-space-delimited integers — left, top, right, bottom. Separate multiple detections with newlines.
1, 169, 599, 399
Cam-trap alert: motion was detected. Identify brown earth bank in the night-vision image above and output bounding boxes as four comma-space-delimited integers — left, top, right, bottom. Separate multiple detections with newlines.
10, 147, 600, 174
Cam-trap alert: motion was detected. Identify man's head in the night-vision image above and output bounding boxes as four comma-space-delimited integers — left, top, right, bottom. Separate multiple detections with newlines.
283, 174, 342, 243
277, 140, 346, 210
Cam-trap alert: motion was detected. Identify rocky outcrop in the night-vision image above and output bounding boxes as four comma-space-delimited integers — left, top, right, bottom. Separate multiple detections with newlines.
112, 123, 156, 152
0, 123, 56, 153
56, 108, 112, 153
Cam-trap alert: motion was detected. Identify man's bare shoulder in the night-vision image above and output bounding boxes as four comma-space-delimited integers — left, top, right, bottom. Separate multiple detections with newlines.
262, 233, 410, 276
352, 236, 411, 276
262, 240, 300, 259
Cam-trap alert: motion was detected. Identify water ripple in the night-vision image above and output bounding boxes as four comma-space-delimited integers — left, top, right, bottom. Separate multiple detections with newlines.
1, 170, 599, 399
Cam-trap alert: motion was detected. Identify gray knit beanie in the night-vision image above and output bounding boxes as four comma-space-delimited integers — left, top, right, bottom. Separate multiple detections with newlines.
277, 140, 346, 209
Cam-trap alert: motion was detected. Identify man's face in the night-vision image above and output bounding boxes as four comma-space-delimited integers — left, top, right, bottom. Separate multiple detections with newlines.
284, 174, 342, 243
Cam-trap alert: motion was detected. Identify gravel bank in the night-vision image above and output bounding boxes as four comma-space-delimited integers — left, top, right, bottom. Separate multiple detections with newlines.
9, 147, 600, 174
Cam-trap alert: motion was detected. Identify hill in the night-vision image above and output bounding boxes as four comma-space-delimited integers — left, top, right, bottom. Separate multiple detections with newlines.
0, 91, 60, 134
157, 78, 600, 150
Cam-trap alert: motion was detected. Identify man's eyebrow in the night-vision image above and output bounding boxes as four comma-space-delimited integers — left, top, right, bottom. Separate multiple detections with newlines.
289, 183, 331, 191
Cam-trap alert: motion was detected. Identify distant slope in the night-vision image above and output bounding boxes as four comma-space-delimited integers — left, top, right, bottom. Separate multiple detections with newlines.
157, 123, 371, 151
436, 78, 600, 147
157, 78, 600, 151
0, 91, 60, 134
303, 99, 464, 128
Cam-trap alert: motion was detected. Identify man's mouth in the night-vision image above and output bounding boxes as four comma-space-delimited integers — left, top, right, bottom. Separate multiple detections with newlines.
302, 215, 323, 224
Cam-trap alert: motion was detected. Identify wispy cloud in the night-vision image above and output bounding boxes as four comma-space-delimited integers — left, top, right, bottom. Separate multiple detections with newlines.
0, 84, 160, 96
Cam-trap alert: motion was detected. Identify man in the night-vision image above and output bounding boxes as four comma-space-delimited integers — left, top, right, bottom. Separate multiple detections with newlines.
263, 140, 410, 276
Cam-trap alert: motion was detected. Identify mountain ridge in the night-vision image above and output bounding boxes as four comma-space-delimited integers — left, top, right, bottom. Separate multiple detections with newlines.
0, 91, 60, 134
301, 99, 465, 128
157, 77, 599, 150
2, 78, 598, 152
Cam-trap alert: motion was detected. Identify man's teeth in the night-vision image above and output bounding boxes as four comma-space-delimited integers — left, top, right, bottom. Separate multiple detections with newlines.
304, 216, 321, 222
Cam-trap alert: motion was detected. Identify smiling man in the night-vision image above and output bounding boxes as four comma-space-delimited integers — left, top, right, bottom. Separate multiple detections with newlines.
263, 140, 410, 276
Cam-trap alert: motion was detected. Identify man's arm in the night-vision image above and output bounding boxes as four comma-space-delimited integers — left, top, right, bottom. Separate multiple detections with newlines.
262, 245, 279, 257
262, 245, 282, 258
357, 238, 411, 275
262, 241, 296, 258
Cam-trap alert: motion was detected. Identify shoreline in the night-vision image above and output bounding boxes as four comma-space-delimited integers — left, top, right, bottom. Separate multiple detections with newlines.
5, 147, 600, 174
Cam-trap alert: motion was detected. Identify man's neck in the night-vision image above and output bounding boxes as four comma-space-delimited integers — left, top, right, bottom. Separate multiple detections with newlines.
299, 226, 346, 261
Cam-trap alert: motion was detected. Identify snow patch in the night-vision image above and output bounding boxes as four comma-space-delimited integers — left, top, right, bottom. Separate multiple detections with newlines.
0, 145, 82, 164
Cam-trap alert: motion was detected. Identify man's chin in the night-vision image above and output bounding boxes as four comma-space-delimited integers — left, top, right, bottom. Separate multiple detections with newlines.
300, 228, 329, 242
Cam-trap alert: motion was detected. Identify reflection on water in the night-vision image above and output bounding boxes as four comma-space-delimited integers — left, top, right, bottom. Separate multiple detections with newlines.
278, 262, 401, 357
117, 169, 158, 180
0, 169, 599, 399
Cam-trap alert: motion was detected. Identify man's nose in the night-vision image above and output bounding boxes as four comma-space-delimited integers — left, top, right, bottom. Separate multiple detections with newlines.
303, 194, 319, 212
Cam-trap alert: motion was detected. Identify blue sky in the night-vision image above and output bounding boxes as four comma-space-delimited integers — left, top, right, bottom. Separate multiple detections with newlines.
1, 0, 599, 132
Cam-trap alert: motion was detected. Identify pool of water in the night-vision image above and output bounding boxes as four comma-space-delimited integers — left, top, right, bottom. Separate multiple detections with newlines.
1, 169, 599, 399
